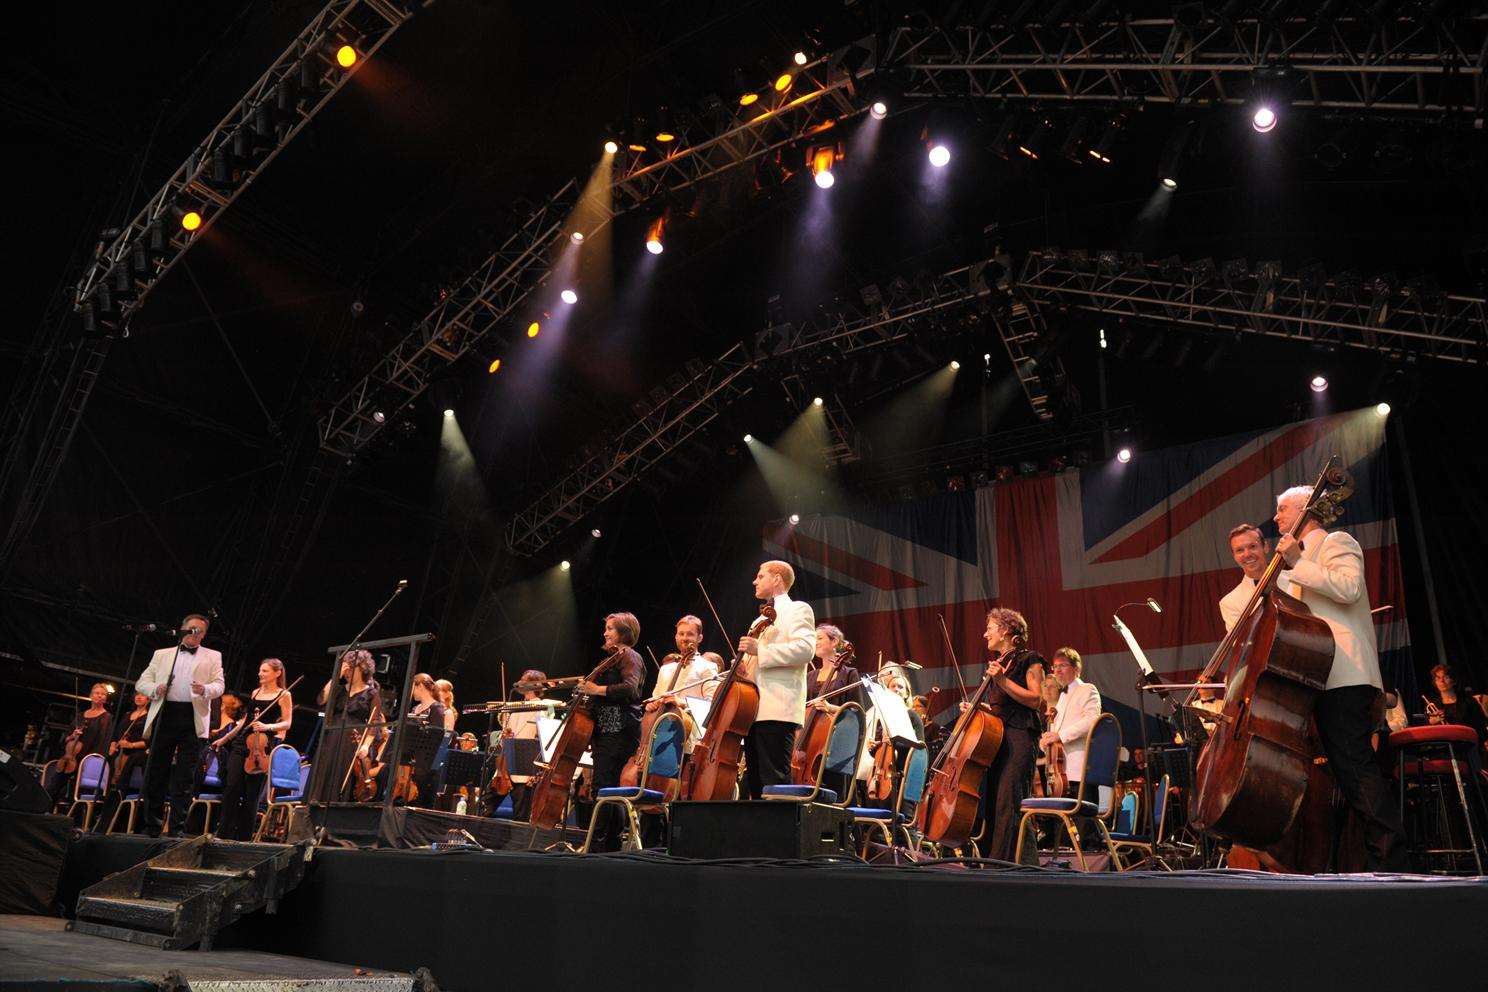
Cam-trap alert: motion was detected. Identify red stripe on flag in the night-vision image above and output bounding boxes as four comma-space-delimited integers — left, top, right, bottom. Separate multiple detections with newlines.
783, 530, 925, 591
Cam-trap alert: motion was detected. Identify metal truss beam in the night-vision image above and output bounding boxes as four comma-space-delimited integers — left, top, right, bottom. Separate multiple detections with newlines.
74, 0, 414, 328
1014, 250, 1488, 364
317, 46, 879, 458
886, 13, 1487, 116
505, 257, 1003, 556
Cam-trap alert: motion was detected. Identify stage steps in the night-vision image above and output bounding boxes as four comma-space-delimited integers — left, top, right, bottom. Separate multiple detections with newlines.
71, 835, 310, 951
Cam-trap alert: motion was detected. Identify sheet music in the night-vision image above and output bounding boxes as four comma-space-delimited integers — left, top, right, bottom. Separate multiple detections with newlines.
683, 695, 711, 730
537, 716, 592, 767
1112, 615, 1156, 677
862, 678, 917, 745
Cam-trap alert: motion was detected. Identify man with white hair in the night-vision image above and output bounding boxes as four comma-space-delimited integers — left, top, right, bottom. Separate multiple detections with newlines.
1273, 484, 1407, 870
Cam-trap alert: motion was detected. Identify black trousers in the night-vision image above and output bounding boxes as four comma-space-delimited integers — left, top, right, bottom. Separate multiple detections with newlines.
94, 753, 146, 833
590, 726, 641, 851
1315, 685, 1409, 871
142, 702, 204, 835
745, 720, 798, 801
217, 746, 268, 840
980, 724, 1038, 862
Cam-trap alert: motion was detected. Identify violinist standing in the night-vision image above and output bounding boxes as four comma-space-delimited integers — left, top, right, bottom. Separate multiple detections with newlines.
963, 608, 1044, 862
736, 561, 816, 800
136, 615, 224, 837
310, 649, 382, 804
576, 613, 645, 850
217, 659, 293, 840
1272, 486, 1408, 870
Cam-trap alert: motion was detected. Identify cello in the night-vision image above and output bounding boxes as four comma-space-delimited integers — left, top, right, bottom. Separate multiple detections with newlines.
790, 641, 855, 786
528, 650, 625, 829
678, 582, 768, 802
1189, 459, 1354, 853
914, 616, 1006, 848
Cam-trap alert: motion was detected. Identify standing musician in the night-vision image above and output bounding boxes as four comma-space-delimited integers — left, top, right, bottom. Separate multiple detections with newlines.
1039, 648, 1102, 843
963, 608, 1045, 862
1272, 484, 1408, 870
136, 615, 224, 837
407, 673, 449, 803
96, 692, 150, 831
1220, 523, 1270, 633
576, 613, 645, 850
800, 624, 862, 798
435, 679, 458, 732
491, 670, 558, 820
50, 683, 115, 805
216, 659, 293, 841
311, 648, 383, 803
736, 561, 816, 800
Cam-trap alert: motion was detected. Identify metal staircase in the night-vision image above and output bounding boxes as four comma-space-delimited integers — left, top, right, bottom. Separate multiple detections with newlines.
72, 835, 310, 950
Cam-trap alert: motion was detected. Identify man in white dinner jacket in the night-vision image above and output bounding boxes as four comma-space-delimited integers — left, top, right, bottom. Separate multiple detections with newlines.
736, 561, 816, 799
136, 614, 224, 836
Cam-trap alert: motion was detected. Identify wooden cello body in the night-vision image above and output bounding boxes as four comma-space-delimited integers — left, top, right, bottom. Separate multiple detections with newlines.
915, 662, 1005, 847
621, 654, 694, 795
528, 652, 621, 829
678, 604, 770, 801
790, 645, 852, 786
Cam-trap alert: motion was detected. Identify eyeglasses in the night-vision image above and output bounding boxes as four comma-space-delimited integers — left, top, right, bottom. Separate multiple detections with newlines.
183, 628, 205, 636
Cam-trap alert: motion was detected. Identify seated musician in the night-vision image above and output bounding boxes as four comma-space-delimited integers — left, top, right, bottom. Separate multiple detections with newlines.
491, 669, 558, 820
800, 624, 862, 799
855, 663, 921, 812
50, 682, 116, 805
576, 613, 645, 850
646, 615, 721, 740
208, 694, 244, 747
736, 561, 817, 800
1425, 663, 1487, 744
1038, 648, 1102, 848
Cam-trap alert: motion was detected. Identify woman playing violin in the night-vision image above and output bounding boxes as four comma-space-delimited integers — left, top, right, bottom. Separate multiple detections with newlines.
576, 613, 645, 851
50, 682, 115, 805
217, 659, 293, 840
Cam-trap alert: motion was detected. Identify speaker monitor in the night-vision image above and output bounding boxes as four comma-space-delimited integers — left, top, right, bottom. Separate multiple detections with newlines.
0, 749, 54, 814
668, 800, 854, 860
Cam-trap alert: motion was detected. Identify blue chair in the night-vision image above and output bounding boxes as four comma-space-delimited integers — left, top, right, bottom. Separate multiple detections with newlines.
1014, 713, 1123, 870
67, 753, 111, 830
187, 748, 226, 835
846, 741, 929, 860
1111, 774, 1173, 870
105, 764, 147, 834
763, 703, 865, 806
254, 744, 306, 842
1113, 787, 1140, 837
582, 712, 686, 853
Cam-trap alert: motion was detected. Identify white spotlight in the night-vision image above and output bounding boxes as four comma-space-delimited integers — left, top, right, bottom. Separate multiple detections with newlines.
950, 360, 961, 370
743, 433, 753, 443
1099, 328, 1108, 349
814, 169, 835, 190
570, 231, 585, 245
372, 411, 386, 424
645, 237, 664, 255
1161, 176, 1178, 190
789, 514, 800, 525
560, 289, 578, 305
812, 396, 824, 407
793, 51, 808, 66
1375, 401, 1391, 417
870, 101, 888, 120
603, 140, 619, 155
591, 528, 602, 538
928, 144, 951, 168
443, 408, 454, 419
1117, 447, 1132, 464
560, 560, 571, 571
1252, 106, 1277, 133
983, 352, 992, 362
1310, 374, 1329, 393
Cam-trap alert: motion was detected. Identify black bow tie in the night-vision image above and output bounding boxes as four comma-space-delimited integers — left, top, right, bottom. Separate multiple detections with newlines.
179, 644, 198, 654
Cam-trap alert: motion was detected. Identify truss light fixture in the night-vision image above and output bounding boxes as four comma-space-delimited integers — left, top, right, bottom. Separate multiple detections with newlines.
488, 358, 502, 374
950, 360, 961, 370
774, 72, 794, 94
870, 100, 888, 120
789, 513, 801, 525
739, 91, 760, 107
1252, 105, 1277, 133
335, 45, 358, 69
180, 210, 202, 231
527, 321, 540, 338
1117, 447, 1132, 464
809, 146, 837, 189
812, 396, 824, 407
793, 51, 808, 66
560, 289, 578, 305
570, 231, 584, 245
443, 408, 454, 418
1157, 121, 1198, 190
743, 433, 753, 443
645, 215, 666, 254
591, 528, 603, 538
372, 410, 386, 424
560, 560, 571, 571
1310, 374, 1329, 393
1375, 402, 1391, 417
928, 143, 951, 168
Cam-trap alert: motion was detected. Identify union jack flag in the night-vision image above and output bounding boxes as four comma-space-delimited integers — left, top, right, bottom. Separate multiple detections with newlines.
768, 409, 1413, 739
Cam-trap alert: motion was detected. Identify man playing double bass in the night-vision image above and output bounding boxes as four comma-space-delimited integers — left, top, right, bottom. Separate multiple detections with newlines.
736, 561, 816, 800
1272, 485, 1408, 871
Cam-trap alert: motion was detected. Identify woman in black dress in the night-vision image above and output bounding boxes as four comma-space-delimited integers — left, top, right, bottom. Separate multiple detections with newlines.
217, 659, 294, 840
95, 692, 150, 831
52, 683, 115, 805
406, 673, 447, 804
1425, 663, 1488, 744
311, 649, 382, 803
965, 608, 1045, 862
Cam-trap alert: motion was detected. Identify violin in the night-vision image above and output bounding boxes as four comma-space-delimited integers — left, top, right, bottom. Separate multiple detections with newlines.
490, 728, 515, 795
791, 642, 853, 786
111, 711, 147, 781
528, 650, 626, 829
866, 729, 896, 802
233, 676, 302, 776
55, 727, 84, 775
678, 592, 769, 801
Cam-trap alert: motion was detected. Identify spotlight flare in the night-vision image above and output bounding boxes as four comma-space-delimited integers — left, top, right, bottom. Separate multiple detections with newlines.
928, 144, 951, 168
560, 289, 578, 305
1117, 447, 1132, 464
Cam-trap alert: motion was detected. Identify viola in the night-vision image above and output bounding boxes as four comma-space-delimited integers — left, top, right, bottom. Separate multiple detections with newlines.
1042, 705, 1068, 799
528, 650, 626, 829
489, 728, 515, 795
1190, 459, 1354, 852
55, 727, 84, 775
111, 711, 147, 781
351, 729, 387, 803
866, 732, 896, 802
678, 596, 770, 801
791, 643, 854, 786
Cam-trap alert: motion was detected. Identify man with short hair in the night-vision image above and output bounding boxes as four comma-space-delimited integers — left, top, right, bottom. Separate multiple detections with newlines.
1273, 485, 1407, 870
1219, 523, 1269, 633
647, 615, 720, 710
1039, 647, 1103, 849
136, 614, 224, 836
736, 560, 816, 799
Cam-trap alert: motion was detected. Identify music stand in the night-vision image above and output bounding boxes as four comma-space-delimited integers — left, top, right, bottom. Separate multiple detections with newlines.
442, 748, 487, 798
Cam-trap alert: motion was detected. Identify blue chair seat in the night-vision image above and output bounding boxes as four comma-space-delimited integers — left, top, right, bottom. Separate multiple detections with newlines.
196, 792, 222, 802
1108, 831, 1145, 843
846, 806, 897, 820
762, 784, 838, 802
596, 786, 665, 802
1020, 797, 1098, 816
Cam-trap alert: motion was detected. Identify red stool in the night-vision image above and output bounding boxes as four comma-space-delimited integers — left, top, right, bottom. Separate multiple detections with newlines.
1390, 724, 1488, 874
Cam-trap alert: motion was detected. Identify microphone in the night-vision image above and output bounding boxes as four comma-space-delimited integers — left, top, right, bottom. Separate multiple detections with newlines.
1146, 598, 1163, 614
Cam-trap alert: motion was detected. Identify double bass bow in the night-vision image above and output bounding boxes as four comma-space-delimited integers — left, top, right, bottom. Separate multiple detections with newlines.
678, 580, 767, 801
1189, 458, 1355, 853
914, 615, 1006, 848
527, 650, 626, 829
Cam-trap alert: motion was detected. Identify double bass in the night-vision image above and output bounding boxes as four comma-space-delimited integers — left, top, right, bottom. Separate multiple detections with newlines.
528, 650, 625, 829
1190, 459, 1354, 856
915, 617, 1007, 848
790, 641, 854, 786
678, 590, 769, 802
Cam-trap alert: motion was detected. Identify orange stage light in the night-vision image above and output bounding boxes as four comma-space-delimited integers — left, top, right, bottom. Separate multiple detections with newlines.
739, 92, 759, 107
335, 45, 357, 68
527, 321, 540, 338
488, 358, 502, 374
180, 211, 203, 231
774, 73, 793, 93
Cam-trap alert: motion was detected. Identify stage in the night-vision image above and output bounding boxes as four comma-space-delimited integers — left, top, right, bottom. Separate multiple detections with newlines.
45, 833, 1488, 992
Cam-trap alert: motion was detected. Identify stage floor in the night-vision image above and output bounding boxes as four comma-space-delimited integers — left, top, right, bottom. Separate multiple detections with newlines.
51, 834, 1488, 992
0, 913, 408, 990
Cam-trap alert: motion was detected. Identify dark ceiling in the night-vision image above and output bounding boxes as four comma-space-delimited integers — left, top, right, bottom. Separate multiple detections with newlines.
4, 1, 1487, 734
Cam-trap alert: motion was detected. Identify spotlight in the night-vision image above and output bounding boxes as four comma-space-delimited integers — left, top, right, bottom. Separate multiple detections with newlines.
646, 215, 666, 255
743, 433, 753, 443
488, 358, 502, 374
739, 91, 760, 107
793, 51, 808, 66
983, 352, 992, 361
809, 146, 837, 189
1251, 106, 1277, 133
105, 684, 116, 694
373, 411, 386, 424
646, 237, 664, 255
335, 45, 357, 69
1157, 120, 1198, 191
1375, 402, 1391, 417
180, 210, 203, 231
1089, 113, 1125, 164
655, 131, 676, 143
812, 396, 824, 407
560, 560, 571, 571
928, 144, 951, 168
443, 408, 454, 418
950, 360, 961, 370
571, 231, 585, 245
1161, 176, 1178, 190
1099, 328, 1108, 349
1117, 447, 1132, 463
1310, 374, 1328, 393
870, 100, 888, 120
527, 321, 540, 338
789, 513, 801, 525
604, 140, 619, 154
560, 289, 578, 305
591, 528, 603, 538
774, 72, 793, 94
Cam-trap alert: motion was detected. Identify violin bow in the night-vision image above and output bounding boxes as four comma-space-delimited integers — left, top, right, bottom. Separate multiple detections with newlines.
694, 578, 743, 671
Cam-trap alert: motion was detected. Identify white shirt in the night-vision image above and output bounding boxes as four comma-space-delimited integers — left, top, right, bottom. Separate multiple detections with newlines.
1278, 528, 1380, 691
165, 648, 200, 701
1051, 678, 1102, 784
1219, 576, 1257, 633
650, 653, 719, 701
